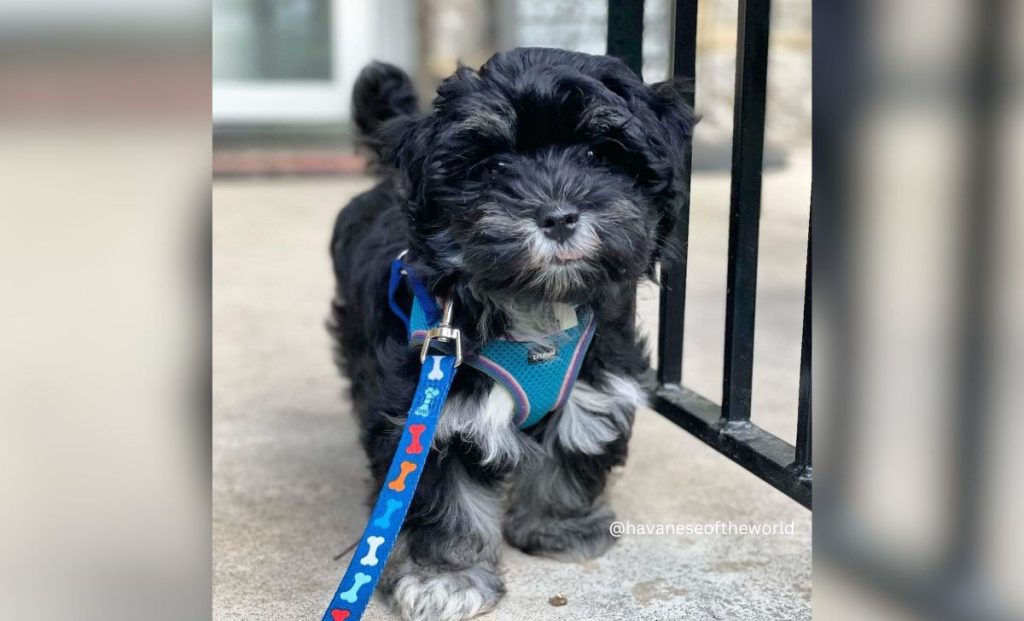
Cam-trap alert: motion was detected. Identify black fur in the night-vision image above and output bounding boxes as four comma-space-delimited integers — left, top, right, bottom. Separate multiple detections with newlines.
351, 61, 420, 158
329, 49, 694, 621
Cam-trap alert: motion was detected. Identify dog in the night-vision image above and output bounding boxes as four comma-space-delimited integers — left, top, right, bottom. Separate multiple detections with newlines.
329, 48, 695, 621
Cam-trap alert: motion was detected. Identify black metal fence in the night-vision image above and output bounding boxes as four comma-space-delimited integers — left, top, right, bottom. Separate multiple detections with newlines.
608, 0, 812, 509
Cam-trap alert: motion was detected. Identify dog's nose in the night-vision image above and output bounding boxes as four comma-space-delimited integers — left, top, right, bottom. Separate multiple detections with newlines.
537, 204, 579, 243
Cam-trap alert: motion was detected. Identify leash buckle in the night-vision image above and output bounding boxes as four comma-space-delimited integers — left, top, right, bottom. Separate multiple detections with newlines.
420, 298, 462, 367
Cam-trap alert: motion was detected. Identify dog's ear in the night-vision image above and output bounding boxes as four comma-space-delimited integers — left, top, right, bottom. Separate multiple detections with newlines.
378, 114, 436, 211
650, 79, 699, 184
651, 79, 698, 133
648, 79, 699, 267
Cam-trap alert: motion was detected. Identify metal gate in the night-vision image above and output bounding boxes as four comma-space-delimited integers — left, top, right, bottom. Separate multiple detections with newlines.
607, 0, 812, 509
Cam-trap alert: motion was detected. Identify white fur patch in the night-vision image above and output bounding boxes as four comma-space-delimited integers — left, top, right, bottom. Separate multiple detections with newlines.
555, 373, 646, 455
500, 301, 576, 343
390, 566, 502, 621
434, 385, 523, 466
604, 373, 648, 409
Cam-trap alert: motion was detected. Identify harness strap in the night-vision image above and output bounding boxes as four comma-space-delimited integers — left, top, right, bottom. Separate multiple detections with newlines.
321, 354, 458, 621
387, 256, 439, 331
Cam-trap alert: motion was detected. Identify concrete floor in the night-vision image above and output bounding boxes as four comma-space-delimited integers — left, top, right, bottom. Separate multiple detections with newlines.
213, 148, 812, 620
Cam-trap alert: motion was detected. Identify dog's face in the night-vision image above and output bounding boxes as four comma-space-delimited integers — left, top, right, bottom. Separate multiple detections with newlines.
385, 48, 695, 304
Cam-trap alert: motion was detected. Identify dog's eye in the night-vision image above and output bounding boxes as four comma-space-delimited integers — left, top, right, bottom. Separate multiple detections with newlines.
585, 149, 596, 160
486, 161, 507, 176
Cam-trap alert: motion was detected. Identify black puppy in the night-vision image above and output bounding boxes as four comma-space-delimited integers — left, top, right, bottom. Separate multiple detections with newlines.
329, 48, 694, 621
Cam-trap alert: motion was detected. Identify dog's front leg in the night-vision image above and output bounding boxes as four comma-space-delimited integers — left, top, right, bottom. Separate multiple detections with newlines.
378, 443, 505, 621
502, 442, 625, 561
503, 375, 640, 561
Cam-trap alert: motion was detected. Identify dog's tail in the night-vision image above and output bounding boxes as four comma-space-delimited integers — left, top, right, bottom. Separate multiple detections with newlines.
352, 62, 418, 160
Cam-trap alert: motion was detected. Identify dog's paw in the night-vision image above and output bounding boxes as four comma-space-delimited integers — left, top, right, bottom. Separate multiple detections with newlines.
387, 563, 505, 621
504, 504, 617, 561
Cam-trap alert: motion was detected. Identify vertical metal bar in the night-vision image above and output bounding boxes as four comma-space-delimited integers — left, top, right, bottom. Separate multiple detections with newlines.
606, 0, 645, 76
721, 0, 771, 423
794, 212, 812, 471
607, 0, 644, 336
946, 0, 1000, 580
656, 0, 698, 386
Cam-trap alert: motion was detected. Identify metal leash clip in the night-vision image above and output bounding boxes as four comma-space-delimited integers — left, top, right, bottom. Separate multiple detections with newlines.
420, 298, 462, 367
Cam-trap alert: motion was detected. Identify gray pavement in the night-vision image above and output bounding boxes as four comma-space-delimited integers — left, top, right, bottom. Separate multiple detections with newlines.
213, 148, 812, 620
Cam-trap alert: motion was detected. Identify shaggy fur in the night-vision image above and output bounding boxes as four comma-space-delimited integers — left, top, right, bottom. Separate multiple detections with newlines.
328, 48, 694, 621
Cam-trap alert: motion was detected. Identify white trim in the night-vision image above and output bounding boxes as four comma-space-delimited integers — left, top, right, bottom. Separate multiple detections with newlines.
213, 82, 348, 123
335, 0, 374, 118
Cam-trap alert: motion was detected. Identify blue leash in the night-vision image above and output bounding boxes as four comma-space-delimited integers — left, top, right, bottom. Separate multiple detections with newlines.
320, 354, 458, 621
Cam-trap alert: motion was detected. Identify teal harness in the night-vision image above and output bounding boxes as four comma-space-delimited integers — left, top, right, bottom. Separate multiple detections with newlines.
388, 256, 596, 429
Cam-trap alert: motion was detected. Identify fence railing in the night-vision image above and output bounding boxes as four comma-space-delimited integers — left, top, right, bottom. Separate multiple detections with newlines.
608, 0, 812, 509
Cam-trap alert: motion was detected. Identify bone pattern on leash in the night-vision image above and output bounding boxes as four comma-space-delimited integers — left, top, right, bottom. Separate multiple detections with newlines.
338, 572, 371, 604
372, 497, 403, 529
406, 424, 426, 454
387, 461, 416, 492
413, 387, 440, 417
428, 355, 445, 380
359, 536, 385, 567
